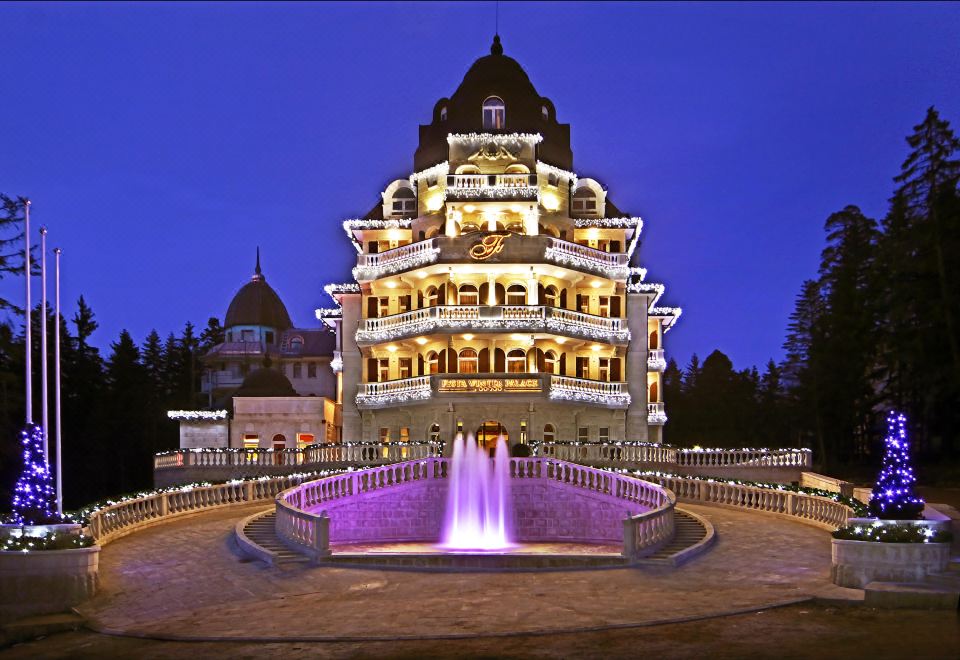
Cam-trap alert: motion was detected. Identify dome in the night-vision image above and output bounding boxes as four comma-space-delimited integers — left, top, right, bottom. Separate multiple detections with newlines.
414, 36, 572, 170
224, 250, 293, 331
234, 368, 297, 398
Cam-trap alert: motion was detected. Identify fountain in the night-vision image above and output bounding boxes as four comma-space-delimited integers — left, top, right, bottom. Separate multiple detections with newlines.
441, 433, 513, 550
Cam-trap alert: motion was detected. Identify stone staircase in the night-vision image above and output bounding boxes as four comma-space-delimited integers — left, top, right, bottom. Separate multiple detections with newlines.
636, 508, 715, 567
235, 509, 310, 566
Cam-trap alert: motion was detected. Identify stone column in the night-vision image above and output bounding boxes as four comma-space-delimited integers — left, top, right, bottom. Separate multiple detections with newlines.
527, 267, 538, 305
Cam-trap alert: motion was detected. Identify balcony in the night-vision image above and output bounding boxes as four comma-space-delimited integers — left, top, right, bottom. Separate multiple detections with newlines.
647, 349, 666, 371
352, 239, 440, 282
647, 402, 667, 425
356, 374, 629, 409
355, 305, 631, 345
445, 173, 539, 201
544, 238, 629, 280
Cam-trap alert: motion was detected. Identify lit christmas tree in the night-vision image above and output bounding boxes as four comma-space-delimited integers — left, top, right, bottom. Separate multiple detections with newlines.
868, 411, 925, 520
11, 423, 61, 525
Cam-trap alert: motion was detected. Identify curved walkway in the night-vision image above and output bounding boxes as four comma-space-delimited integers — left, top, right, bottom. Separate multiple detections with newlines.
78, 503, 856, 641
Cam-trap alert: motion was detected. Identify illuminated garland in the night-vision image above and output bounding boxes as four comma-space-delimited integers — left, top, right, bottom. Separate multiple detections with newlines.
356, 387, 432, 407
868, 412, 925, 519
355, 314, 631, 344
342, 218, 414, 252
324, 283, 361, 302
647, 409, 668, 424
446, 132, 543, 145
536, 161, 578, 187
11, 424, 62, 525
543, 246, 630, 280
444, 186, 539, 200
409, 161, 449, 185
166, 410, 228, 421
647, 352, 667, 371
314, 307, 343, 319
548, 388, 631, 407
573, 216, 643, 229
2, 532, 95, 552
352, 245, 440, 280
329, 352, 343, 374
833, 522, 949, 543
649, 306, 683, 332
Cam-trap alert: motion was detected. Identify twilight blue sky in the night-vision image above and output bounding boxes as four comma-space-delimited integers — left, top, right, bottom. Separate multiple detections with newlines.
1, 1, 958, 371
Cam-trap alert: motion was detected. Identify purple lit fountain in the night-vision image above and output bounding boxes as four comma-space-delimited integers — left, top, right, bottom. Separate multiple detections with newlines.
441, 433, 513, 550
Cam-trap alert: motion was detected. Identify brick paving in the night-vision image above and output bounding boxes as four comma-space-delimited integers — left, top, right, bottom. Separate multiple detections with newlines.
73, 502, 855, 640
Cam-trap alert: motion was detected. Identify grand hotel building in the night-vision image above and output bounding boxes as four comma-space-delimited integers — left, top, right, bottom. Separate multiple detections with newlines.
316, 37, 680, 449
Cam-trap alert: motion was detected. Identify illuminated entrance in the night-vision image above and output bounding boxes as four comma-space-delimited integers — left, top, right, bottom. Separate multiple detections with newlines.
476, 421, 507, 450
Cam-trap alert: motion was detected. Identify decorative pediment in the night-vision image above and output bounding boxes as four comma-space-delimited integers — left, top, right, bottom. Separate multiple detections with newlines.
467, 142, 519, 165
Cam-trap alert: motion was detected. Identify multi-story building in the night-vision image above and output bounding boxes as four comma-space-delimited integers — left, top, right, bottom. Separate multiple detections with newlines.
319, 36, 679, 449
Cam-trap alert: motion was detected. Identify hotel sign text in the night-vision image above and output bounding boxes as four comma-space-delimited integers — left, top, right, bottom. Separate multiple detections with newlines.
439, 378, 541, 393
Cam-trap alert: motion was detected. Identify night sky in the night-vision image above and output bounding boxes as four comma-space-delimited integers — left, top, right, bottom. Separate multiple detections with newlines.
1, 2, 957, 371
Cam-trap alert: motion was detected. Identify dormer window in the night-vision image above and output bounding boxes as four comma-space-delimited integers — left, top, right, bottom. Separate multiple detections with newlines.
541, 105, 549, 120
391, 187, 416, 215
440, 106, 448, 121
482, 96, 505, 130
289, 336, 303, 353
572, 188, 598, 215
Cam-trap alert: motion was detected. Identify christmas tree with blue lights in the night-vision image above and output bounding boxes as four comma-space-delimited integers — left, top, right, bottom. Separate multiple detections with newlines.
867, 412, 925, 520
11, 423, 61, 525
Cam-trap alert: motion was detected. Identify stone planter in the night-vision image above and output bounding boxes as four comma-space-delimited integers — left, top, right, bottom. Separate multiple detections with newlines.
0, 522, 82, 541
831, 538, 950, 588
0, 546, 100, 623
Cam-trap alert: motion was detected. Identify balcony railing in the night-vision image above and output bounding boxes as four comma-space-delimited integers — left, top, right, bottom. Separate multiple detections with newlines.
356, 373, 629, 409
647, 349, 666, 371
549, 375, 631, 407
356, 305, 630, 344
648, 402, 667, 425
353, 239, 440, 281
544, 238, 629, 279
445, 173, 539, 200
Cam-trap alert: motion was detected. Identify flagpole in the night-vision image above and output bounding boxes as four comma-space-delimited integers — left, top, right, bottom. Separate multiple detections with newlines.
40, 226, 49, 465
54, 247, 63, 517
23, 199, 32, 425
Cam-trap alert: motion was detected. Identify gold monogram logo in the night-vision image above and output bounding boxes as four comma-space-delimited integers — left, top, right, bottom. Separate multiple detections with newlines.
469, 232, 511, 261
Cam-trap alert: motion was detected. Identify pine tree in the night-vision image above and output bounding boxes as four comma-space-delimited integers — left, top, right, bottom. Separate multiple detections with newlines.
199, 317, 225, 353
782, 280, 827, 463
0, 195, 34, 314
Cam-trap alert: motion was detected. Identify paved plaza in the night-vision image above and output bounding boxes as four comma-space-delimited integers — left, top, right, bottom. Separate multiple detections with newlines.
71, 502, 855, 641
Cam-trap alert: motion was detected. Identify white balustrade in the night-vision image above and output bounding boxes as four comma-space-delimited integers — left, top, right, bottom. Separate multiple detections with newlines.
356, 376, 433, 406
647, 401, 668, 424
154, 442, 441, 471
677, 447, 812, 468
353, 239, 439, 280
544, 238, 629, 278
647, 349, 666, 371
550, 375, 630, 406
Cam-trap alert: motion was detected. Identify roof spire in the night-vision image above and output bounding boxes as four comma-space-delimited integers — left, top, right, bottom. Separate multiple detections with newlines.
491, 34, 503, 56
253, 246, 263, 281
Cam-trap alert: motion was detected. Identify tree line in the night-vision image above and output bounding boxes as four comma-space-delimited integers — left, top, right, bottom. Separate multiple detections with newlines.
663, 108, 960, 471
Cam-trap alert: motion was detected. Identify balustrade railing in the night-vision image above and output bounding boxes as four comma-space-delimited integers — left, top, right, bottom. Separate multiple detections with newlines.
647, 349, 666, 371
647, 402, 668, 424
549, 375, 631, 406
532, 441, 811, 471
676, 447, 812, 468
544, 238, 630, 278
353, 239, 440, 280
356, 304, 629, 343
446, 173, 537, 189
356, 376, 433, 406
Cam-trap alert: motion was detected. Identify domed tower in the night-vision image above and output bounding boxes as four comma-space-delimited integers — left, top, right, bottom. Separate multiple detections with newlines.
321, 36, 680, 448
223, 249, 293, 348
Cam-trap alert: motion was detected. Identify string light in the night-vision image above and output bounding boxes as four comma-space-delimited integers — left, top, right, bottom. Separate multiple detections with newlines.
166, 410, 228, 421
867, 411, 925, 519
10, 424, 62, 525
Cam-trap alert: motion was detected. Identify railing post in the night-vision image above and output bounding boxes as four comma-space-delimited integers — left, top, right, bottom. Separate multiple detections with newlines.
158, 493, 169, 517
622, 513, 636, 560
313, 510, 331, 563
244, 480, 255, 502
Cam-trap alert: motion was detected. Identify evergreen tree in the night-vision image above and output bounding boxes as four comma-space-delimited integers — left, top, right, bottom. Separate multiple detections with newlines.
868, 412, 925, 519
104, 330, 150, 494
199, 317, 225, 353
0, 194, 34, 314
782, 280, 827, 462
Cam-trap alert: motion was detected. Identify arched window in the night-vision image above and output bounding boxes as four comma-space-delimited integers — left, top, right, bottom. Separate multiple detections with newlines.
482, 96, 506, 130
543, 423, 555, 442
458, 348, 478, 374
506, 284, 526, 306
572, 188, 597, 215
506, 349, 526, 374
542, 105, 549, 120
649, 382, 659, 403
426, 351, 439, 374
544, 285, 559, 307
544, 350, 557, 374
288, 336, 304, 352
440, 106, 448, 121
458, 284, 479, 305
391, 187, 416, 216
649, 330, 659, 350
429, 423, 441, 443
504, 164, 529, 174
425, 286, 439, 307
547, 172, 559, 187
460, 223, 480, 234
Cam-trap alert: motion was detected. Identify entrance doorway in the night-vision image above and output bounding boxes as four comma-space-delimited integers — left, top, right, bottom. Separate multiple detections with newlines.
476, 421, 507, 451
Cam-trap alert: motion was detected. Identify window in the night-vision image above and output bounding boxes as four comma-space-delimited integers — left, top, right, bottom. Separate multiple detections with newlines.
520, 420, 527, 445
544, 285, 559, 307
379, 427, 391, 443
243, 434, 260, 450
507, 349, 526, 374
297, 433, 315, 449
293, 363, 302, 379
378, 297, 390, 317
458, 284, 479, 306
391, 187, 416, 215
400, 427, 410, 443
272, 434, 286, 450
265, 331, 274, 344
289, 336, 303, 352
599, 427, 609, 443
482, 96, 506, 130
578, 294, 590, 314
425, 286, 439, 307
440, 106, 447, 121
426, 351, 439, 374
578, 427, 589, 443
241, 329, 255, 342
541, 105, 549, 120
506, 284, 526, 306
547, 172, 559, 187
543, 424, 556, 443
377, 358, 390, 382
429, 423, 441, 443
457, 420, 464, 435
308, 362, 317, 378
399, 295, 411, 313
458, 348, 478, 374
544, 350, 557, 374
599, 296, 610, 318
399, 358, 412, 379
599, 358, 609, 382
572, 188, 597, 214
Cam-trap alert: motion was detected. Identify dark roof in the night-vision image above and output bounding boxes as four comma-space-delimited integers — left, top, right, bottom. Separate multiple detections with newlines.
414, 36, 572, 171
233, 368, 297, 398
280, 329, 337, 357
224, 252, 293, 330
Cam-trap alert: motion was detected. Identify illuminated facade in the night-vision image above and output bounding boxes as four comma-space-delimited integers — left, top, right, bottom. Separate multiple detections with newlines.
319, 37, 680, 448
